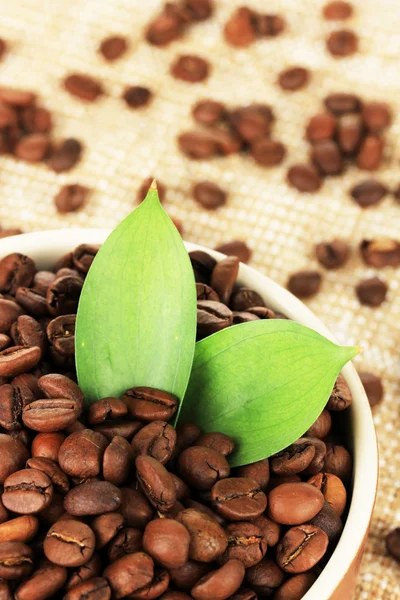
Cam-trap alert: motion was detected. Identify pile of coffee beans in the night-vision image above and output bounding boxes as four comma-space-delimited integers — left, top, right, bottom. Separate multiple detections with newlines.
0, 244, 357, 598
179, 101, 285, 166
0, 86, 82, 172
145, 0, 213, 46
224, 7, 285, 48
288, 93, 392, 193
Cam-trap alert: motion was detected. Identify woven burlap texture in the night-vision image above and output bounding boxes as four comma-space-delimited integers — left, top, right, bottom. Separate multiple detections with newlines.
0, 0, 399, 597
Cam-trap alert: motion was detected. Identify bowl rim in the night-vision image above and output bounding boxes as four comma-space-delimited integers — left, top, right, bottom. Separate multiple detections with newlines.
0, 228, 378, 600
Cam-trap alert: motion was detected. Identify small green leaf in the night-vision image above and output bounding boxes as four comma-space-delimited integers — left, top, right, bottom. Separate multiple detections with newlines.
178, 320, 357, 467
75, 182, 197, 405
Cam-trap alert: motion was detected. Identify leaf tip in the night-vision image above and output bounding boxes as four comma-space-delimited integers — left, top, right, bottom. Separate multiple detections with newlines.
150, 179, 158, 191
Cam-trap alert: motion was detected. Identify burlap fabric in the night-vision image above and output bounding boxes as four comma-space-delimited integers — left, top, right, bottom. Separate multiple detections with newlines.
0, 0, 399, 597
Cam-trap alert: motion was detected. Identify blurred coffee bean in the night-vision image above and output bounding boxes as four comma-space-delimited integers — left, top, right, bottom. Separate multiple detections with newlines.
145, 5, 186, 46
190, 250, 216, 284
287, 164, 322, 192
278, 67, 310, 91
356, 136, 384, 170
54, 184, 89, 214
224, 8, 257, 48
360, 239, 400, 267
196, 283, 219, 302
63, 74, 104, 102
192, 99, 225, 126
337, 114, 363, 154
326, 30, 358, 57
99, 35, 128, 61
171, 55, 210, 82
327, 375, 352, 411
228, 105, 274, 143
323, 1, 353, 19
287, 271, 322, 298
210, 256, 239, 305
230, 288, 264, 311
315, 239, 349, 269
323, 444, 352, 481
324, 93, 361, 115
254, 13, 285, 37
47, 138, 83, 173
362, 102, 392, 133
193, 181, 227, 209
215, 240, 251, 263
123, 86, 152, 109
386, 528, 400, 563
197, 300, 233, 338
47, 314, 75, 356
356, 277, 387, 307
306, 113, 337, 143
178, 131, 218, 159
14, 134, 50, 163
350, 179, 388, 207
46, 275, 83, 317
311, 140, 342, 175
0, 87, 35, 107
358, 371, 384, 408
251, 139, 286, 167
184, 0, 213, 22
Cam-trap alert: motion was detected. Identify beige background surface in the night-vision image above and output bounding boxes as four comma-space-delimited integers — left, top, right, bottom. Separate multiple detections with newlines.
0, 0, 399, 597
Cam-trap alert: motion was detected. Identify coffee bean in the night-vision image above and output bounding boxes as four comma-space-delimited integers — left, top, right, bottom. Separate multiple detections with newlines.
169, 559, 211, 591
65, 553, 102, 590
26, 457, 69, 493
311, 139, 343, 175
145, 4, 186, 46
276, 524, 328, 573
184, 500, 224, 526
99, 36, 128, 61
0, 383, 29, 431
31, 432, 65, 462
123, 387, 178, 423
230, 288, 264, 312
236, 459, 270, 493
356, 135, 384, 170
323, 444, 352, 481
197, 300, 233, 338
178, 131, 218, 159
356, 276, 388, 307
224, 8, 257, 48
191, 559, 245, 600
71, 244, 99, 274
14, 134, 50, 163
54, 184, 89, 214
22, 398, 80, 432
184, 0, 213, 21
192, 100, 225, 126
21, 106, 52, 134
256, 13, 285, 37
362, 102, 391, 133
0, 103, 16, 128
103, 436, 133, 485
230, 590, 258, 600
176, 422, 201, 450
136, 455, 176, 512
324, 93, 361, 115
211, 256, 239, 305
251, 139, 286, 167
132, 569, 169, 599
171, 55, 210, 83
64, 480, 122, 516
287, 164, 322, 193
278, 67, 310, 91
91, 512, 124, 549
137, 178, 166, 204
47, 138, 83, 173
360, 238, 400, 267
38, 373, 84, 408
252, 515, 280, 547
386, 528, 400, 563
327, 374, 352, 411
220, 522, 266, 568
315, 239, 349, 269
306, 409, 332, 439
337, 114, 363, 154
14, 560, 67, 600
107, 527, 143, 562
245, 557, 284, 595
193, 181, 227, 210
44, 519, 95, 567
228, 105, 274, 144
104, 552, 153, 599
326, 30, 358, 57
306, 113, 337, 143
178, 446, 230, 491
310, 501, 343, 542
0, 253, 36, 295
0, 541, 33, 580
122, 86, 152, 109
323, 1, 353, 19
176, 508, 227, 562
215, 241, 251, 264
0, 299, 24, 334
196, 432, 234, 457
64, 577, 111, 600
64, 74, 104, 102
46, 275, 83, 317
46, 314, 75, 357
11, 315, 46, 358
143, 518, 190, 569
269, 482, 324, 525
131, 421, 176, 464
287, 271, 322, 298
271, 439, 316, 475
3, 468, 53, 514
87, 397, 127, 425
358, 371, 384, 408
0, 333, 10, 351
0, 346, 41, 377
93, 420, 141, 440
58, 430, 108, 478
0, 515, 38, 544
14, 288, 48, 318
211, 478, 267, 521
196, 283, 219, 302
0, 88, 35, 107
274, 573, 317, 600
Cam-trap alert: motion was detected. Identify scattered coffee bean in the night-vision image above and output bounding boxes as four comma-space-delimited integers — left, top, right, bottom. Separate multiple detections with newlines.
323, 1, 353, 19
278, 67, 310, 91
326, 30, 358, 57
337, 114, 363, 154
306, 113, 337, 143
356, 276, 388, 307
54, 184, 89, 214
324, 93, 361, 115
229, 105, 274, 143
193, 181, 227, 210
287, 271, 322, 298
99, 35, 128, 61
171, 55, 210, 83
47, 138, 83, 173
386, 528, 400, 563
250, 139, 286, 167
358, 371, 384, 408
287, 164, 322, 193
215, 241, 251, 263
122, 86, 152, 109
63, 74, 103, 102
224, 7, 284, 47
350, 179, 388, 208
192, 100, 225, 126
362, 101, 391, 132
315, 239, 349, 269
146, 1, 213, 46
14, 134, 50, 163
311, 140, 343, 175
360, 239, 400, 267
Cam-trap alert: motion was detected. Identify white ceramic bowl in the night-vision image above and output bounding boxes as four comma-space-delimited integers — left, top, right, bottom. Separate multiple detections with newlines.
0, 229, 378, 600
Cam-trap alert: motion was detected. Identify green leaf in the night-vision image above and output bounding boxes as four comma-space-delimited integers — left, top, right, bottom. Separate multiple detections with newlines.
178, 320, 358, 467
75, 182, 197, 405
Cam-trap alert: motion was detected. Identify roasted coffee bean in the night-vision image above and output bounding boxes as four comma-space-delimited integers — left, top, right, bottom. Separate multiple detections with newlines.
178, 131, 219, 159
236, 458, 270, 492
193, 181, 227, 210
230, 288, 264, 312
255, 12, 286, 37
327, 375, 352, 411
362, 102, 392, 133
233, 312, 259, 324
197, 300, 233, 338
196, 432, 234, 457
99, 35, 128, 61
131, 568, 169, 599
351, 179, 388, 207
64, 577, 111, 600
358, 371, 384, 408
0, 87, 35, 106
54, 184, 88, 214
58, 429, 108, 478
91, 512, 124, 549
0, 253, 36, 295
356, 276, 388, 307
191, 559, 245, 600
228, 105, 274, 144
211, 478, 267, 521
356, 135, 384, 170
268, 482, 324, 525
386, 528, 400, 563
184, 500, 224, 526
215, 241, 251, 264
145, 5, 186, 46
14, 560, 67, 600
14, 134, 50, 163
210, 256, 239, 305
169, 559, 211, 591
171, 55, 210, 83
310, 501, 343, 542
0, 435, 29, 485
137, 178, 166, 204
287, 164, 322, 193
196, 283, 219, 302
224, 8, 257, 48
171, 474, 191, 500
15, 287, 48, 317
220, 522, 266, 567
103, 436, 133, 485
303, 438, 326, 475
136, 456, 176, 512
0, 346, 41, 377
271, 439, 316, 475
64, 74, 104, 102
46, 314, 75, 356
26, 457, 69, 493
0, 299, 24, 334
337, 114, 363, 154
93, 420, 142, 440
72, 244, 99, 273
0, 541, 33, 580
323, 1, 353, 19
3, 468, 53, 514
11, 315, 46, 356
123, 86, 153, 109
0, 383, 30, 430
324, 93, 361, 115
315, 239, 349, 269
104, 551, 154, 599
123, 386, 178, 423
46, 275, 83, 317
143, 518, 190, 569
306, 409, 332, 439
87, 397, 127, 425
176, 423, 201, 451
107, 527, 143, 562
44, 519, 95, 567
306, 113, 336, 143
278, 67, 310, 91
326, 30, 358, 57
65, 553, 102, 590
252, 514, 280, 547
31, 432, 65, 461
277, 524, 328, 573
178, 446, 230, 491
47, 138, 83, 173
229, 590, 257, 600
323, 444, 352, 481
131, 421, 176, 464
250, 139, 286, 167
184, 0, 213, 21
245, 557, 284, 595
176, 509, 227, 562
0, 103, 16, 128
22, 398, 80, 432
360, 238, 400, 267
287, 271, 322, 298
21, 106, 52, 134
0, 333, 10, 351
311, 140, 343, 175
274, 573, 317, 600
0, 515, 38, 544
192, 100, 225, 126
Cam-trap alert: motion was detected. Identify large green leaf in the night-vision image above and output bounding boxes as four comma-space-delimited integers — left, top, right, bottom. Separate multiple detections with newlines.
178, 320, 357, 466
75, 182, 197, 405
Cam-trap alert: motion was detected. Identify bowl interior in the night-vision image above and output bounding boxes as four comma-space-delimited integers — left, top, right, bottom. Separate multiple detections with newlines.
0, 229, 378, 600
